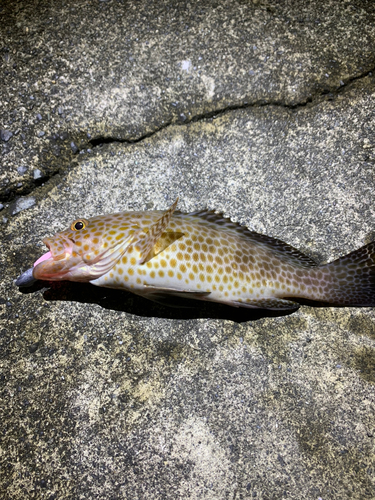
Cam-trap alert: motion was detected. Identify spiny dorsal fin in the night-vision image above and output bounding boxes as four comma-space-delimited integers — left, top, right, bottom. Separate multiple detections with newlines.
134, 198, 179, 265
181, 209, 318, 268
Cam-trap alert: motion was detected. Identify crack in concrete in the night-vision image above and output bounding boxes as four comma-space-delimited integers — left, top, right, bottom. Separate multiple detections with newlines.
3, 65, 374, 208
86, 65, 375, 152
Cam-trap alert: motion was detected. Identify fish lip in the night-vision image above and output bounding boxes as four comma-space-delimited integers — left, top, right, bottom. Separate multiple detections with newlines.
42, 236, 73, 260
32, 236, 75, 281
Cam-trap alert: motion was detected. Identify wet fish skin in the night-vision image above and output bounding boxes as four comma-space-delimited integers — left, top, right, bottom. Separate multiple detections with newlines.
17, 199, 375, 311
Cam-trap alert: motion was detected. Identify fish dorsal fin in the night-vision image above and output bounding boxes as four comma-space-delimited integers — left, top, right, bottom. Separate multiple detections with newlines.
184, 209, 318, 268
134, 198, 179, 265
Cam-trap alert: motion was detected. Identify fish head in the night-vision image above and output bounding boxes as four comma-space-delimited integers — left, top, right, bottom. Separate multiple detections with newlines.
33, 215, 134, 282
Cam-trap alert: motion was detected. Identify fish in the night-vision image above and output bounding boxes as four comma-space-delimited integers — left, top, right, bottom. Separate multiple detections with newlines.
16, 198, 375, 312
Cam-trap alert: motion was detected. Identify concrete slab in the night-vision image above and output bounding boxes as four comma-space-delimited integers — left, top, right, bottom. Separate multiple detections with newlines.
1, 1, 375, 499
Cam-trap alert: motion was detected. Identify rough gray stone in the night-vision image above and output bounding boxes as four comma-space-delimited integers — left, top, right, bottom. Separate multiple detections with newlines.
1, 1, 375, 499
0, 129, 13, 142
8, 196, 36, 215
33, 169, 42, 180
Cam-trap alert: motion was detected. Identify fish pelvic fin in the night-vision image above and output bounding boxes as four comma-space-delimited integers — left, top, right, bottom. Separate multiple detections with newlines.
134, 198, 179, 265
323, 241, 375, 306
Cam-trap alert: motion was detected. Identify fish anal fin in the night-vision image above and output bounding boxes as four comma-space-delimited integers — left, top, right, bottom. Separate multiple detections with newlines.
133, 198, 179, 264
232, 298, 300, 311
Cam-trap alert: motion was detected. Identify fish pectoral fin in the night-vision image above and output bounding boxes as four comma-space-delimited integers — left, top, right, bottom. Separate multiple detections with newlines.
132, 198, 179, 265
232, 298, 300, 311
141, 284, 210, 307
143, 231, 185, 263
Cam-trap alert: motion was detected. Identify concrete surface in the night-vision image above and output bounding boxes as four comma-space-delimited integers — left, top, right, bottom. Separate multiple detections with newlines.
1, 0, 375, 499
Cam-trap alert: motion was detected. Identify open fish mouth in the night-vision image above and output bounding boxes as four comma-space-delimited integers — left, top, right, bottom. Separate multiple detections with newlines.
33, 250, 53, 267
16, 236, 73, 287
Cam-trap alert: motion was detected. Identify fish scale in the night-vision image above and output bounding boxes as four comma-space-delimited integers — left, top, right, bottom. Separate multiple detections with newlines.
16, 199, 375, 312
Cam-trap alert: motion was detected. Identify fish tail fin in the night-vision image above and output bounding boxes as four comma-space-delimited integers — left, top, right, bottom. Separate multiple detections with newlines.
325, 241, 375, 306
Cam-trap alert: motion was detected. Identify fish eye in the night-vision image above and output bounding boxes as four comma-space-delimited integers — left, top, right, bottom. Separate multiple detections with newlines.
71, 219, 88, 231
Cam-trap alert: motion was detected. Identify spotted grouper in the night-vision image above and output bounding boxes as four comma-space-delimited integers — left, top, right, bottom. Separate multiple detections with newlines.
16, 199, 375, 312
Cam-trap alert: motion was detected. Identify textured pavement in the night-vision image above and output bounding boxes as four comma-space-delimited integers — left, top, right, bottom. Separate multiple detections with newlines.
1, 1, 375, 499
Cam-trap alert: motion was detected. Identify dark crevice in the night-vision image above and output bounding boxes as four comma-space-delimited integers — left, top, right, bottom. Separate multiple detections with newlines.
336, 65, 375, 93
87, 97, 312, 151
0, 170, 60, 203
89, 119, 173, 149
1, 170, 62, 205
